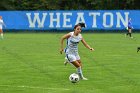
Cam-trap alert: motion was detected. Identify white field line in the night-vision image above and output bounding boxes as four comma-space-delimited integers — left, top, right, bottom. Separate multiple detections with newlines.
0, 85, 70, 91
105, 55, 131, 57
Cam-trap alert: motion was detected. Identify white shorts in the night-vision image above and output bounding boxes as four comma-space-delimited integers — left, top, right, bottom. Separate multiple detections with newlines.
0, 26, 2, 29
65, 54, 80, 62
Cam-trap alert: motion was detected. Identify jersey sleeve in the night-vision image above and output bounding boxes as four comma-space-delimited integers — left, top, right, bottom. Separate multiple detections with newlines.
69, 32, 74, 36
79, 34, 83, 40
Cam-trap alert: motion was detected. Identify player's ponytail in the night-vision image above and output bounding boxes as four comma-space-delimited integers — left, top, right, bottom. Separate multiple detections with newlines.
74, 23, 85, 30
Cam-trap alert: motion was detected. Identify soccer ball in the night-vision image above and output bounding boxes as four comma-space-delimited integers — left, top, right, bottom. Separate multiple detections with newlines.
69, 73, 79, 83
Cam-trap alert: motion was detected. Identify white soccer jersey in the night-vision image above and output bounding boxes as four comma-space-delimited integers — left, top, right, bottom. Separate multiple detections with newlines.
65, 32, 82, 54
0, 19, 4, 29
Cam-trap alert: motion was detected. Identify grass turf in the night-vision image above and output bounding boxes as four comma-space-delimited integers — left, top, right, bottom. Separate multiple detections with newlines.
0, 33, 140, 93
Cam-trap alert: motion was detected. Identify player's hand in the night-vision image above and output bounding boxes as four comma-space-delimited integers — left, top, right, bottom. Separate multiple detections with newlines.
60, 48, 63, 54
90, 48, 94, 51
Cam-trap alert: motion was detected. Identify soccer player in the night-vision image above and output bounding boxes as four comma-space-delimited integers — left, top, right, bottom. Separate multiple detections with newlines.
60, 23, 94, 80
0, 16, 6, 39
125, 18, 133, 38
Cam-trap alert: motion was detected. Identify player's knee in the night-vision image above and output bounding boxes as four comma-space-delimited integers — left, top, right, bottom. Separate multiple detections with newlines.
75, 62, 81, 68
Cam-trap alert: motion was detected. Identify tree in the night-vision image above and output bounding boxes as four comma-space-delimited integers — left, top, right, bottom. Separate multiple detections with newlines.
0, 0, 139, 10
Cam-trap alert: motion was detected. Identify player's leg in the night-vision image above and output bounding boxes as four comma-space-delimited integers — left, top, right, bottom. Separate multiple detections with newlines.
71, 61, 88, 80
75, 54, 88, 80
77, 60, 88, 80
126, 29, 129, 36
75, 54, 82, 67
71, 61, 82, 77
64, 57, 69, 66
77, 60, 82, 67
128, 28, 133, 38
0, 29, 3, 39
126, 32, 129, 36
67, 54, 88, 80
64, 53, 81, 66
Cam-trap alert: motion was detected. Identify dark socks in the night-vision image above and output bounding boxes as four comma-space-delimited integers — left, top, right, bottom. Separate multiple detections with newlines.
126, 32, 132, 37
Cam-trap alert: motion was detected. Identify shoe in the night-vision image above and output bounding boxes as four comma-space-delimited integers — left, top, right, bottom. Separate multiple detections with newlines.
64, 61, 68, 66
64, 57, 69, 66
81, 77, 88, 80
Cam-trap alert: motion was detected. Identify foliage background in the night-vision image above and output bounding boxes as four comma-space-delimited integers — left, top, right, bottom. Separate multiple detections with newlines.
0, 0, 139, 10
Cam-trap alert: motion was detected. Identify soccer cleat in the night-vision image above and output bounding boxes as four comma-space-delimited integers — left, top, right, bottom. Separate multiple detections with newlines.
64, 57, 69, 66
64, 61, 68, 66
81, 77, 88, 80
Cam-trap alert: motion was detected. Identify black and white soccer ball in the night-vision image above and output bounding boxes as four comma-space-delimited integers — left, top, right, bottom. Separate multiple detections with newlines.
69, 73, 79, 83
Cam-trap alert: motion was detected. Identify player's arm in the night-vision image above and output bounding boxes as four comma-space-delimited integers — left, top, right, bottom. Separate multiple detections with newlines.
2, 20, 6, 27
81, 38, 94, 51
60, 33, 71, 54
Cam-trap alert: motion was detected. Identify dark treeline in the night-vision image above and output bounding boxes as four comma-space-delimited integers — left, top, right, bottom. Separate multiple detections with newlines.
0, 0, 140, 10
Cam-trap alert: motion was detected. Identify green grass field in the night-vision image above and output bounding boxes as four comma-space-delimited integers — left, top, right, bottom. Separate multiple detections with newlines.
0, 33, 140, 93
